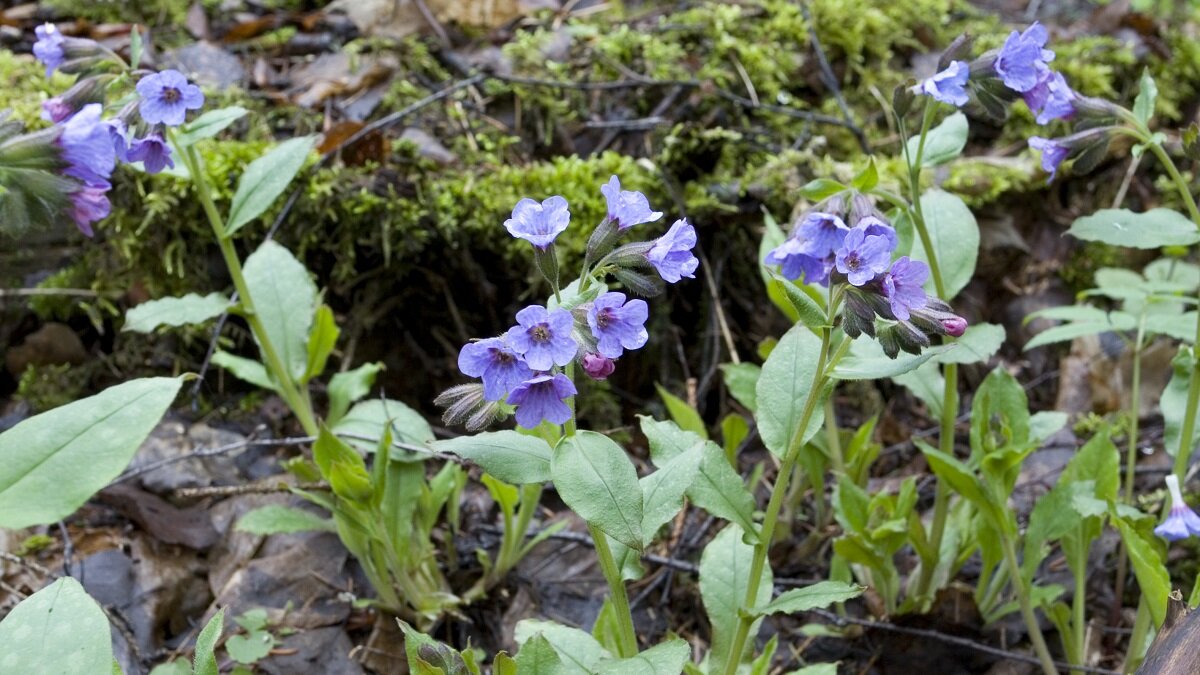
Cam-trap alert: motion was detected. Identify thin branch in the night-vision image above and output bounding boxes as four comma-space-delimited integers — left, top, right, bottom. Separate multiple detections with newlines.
798, 0, 868, 152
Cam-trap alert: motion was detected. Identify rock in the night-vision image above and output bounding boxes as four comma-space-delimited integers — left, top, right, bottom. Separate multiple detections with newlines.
206, 493, 289, 596
126, 418, 248, 493
258, 626, 364, 675
4, 323, 87, 377
400, 128, 457, 166
161, 42, 246, 90
96, 484, 220, 550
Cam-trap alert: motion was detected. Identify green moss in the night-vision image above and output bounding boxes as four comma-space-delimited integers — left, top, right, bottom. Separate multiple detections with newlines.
15, 362, 86, 412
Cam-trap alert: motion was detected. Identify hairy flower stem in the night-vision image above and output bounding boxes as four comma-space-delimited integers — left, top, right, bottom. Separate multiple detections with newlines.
1124, 599, 1151, 674
174, 136, 318, 436
721, 326, 849, 675
1112, 317, 1146, 626
900, 99, 959, 605
589, 522, 639, 657
1001, 534, 1060, 675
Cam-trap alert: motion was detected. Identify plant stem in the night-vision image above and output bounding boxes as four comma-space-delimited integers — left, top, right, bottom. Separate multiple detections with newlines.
1000, 533, 1060, 675
1123, 599, 1151, 674
1071, 544, 1088, 671
588, 523, 638, 657
1112, 318, 1146, 625
824, 397, 845, 475
721, 328, 840, 675
176, 139, 318, 436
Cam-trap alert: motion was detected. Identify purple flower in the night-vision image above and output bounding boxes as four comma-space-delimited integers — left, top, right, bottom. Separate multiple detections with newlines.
505, 305, 578, 371
881, 257, 929, 320
1155, 475, 1200, 542
504, 196, 570, 249
1029, 136, 1069, 181
796, 211, 849, 258
107, 119, 130, 158
648, 219, 699, 283
57, 104, 115, 188
919, 61, 970, 107
582, 353, 616, 380
1023, 70, 1075, 124
33, 23, 65, 76
765, 237, 831, 285
835, 227, 891, 286
601, 176, 662, 230
942, 317, 968, 337
587, 292, 649, 358
458, 337, 535, 401
126, 133, 174, 174
69, 186, 110, 237
508, 374, 577, 428
995, 23, 1055, 94
855, 216, 898, 252
42, 97, 73, 123
135, 70, 204, 127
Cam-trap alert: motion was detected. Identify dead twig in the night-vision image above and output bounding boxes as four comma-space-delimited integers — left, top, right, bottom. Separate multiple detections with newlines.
798, 1, 869, 153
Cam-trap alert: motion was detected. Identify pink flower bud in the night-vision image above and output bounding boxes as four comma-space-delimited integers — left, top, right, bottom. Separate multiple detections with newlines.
582, 353, 616, 380
943, 316, 968, 337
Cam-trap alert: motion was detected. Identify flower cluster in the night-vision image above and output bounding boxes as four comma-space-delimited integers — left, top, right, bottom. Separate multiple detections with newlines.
26, 24, 205, 235
765, 194, 967, 358
440, 177, 698, 430
1154, 475, 1200, 542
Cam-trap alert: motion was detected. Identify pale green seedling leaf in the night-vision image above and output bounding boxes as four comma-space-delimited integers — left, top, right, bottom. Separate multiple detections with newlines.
0, 377, 182, 528
514, 634, 566, 674
595, 638, 690, 675
194, 608, 225, 675
176, 106, 248, 146
832, 339, 952, 380
892, 359, 944, 418
326, 362, 384, 424
226, 136, 316, 236
756, 324, 824, 457
242, 240, 317, 382
333, 399, 433, 455
907, 112, 968, 167
212, 350, 276, 391
551, 431, 644, 550
236, 504, 335, 535
514, 620, 610, 674
1133, 68, 1158, 125
0, 577, 113, 674
748, 581, 864, 617
226, 630, 275, 664
432, 431, 553, 484
720, 363, 761, 414
656, 384, 708, 438
909, 190, 978, 299
123, 293, 230, 333
304, 305, 339, 383
1067, 209, 1200, 249
933, 323, 1005, 365
700, 524, 772, 669
639, 444, 702, 546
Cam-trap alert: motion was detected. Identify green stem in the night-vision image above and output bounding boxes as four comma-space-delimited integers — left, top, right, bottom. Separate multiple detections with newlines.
1071, 545, 1087, 670
824, 396, 845, 476
1124, 599, 1152, 674
175, 138, 318, 436
564, 362, 578, 437
1000, 533, 1059, 675
1112, 319, 1145, 630
720, 328, 844, 675
588, 523, 638, 657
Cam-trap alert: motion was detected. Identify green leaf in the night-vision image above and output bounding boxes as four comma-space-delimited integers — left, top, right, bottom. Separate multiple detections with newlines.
193, 608, 226, 675
1030, 411, 1070, 444
332, 399, 434, 455
551, 431, 644, 550
514, 634, 566, 675
918, 444, 990, 513
176, 107, 249, 147
799, 178, 847, 202
124, 293, 230, 333
850, 158, 879, 191
148, 662, 191, 675
933, 323, 1005, 365
639, 444, 702, 546
907, 112, 968, 167
0, 577, 113, 674
655, 384, 708, 438
212, 350, 276, 391
494, 652, 518, 675
721, 413, 750, 459
1028, 305, 1113, 323
1024, 311, 1137, 350
1162, 346, 1200, 458
304, 305, 340, 383
761, 212, 802, 323
1067, 209, 1200, 249
128, 26, 143, 69
595, 639, 690, 675
767, 270, 827, 331
514, 621, 610, 674
756, 324, 825, 457
1146, 313, 1198, 342
909, 189, 978, 299
226, 630, 275, 664
789, 664, 839, 675
327, 362, 384, 424
236, 504, 335, 535
242, 240, 318, 382
1115, 518, 1169, 626
0, 377, 182, 528
748, 581, 865, 617
892, 360, 944, 418
832, 339, 952, 380
720, 363, 761, 414
432, 431, 553, 484
226, 136, 316, 236
700, 524, 772, 669
1133, 68, 1158, 125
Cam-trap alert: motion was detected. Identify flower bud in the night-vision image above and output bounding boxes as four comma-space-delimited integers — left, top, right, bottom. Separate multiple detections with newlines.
533, 245, 560, 292
841, 290, 877, 339
435, 383, 503, 431
607, 241, 656, 269
612, 266, 665, 298
585, 217, 620, 266
1072, 96, 1125, 123
892, 83, 916, 117
942, 316, 968, 337
582, 353, 616, 380
938, 34, 975, 71
41, 75, 109, 123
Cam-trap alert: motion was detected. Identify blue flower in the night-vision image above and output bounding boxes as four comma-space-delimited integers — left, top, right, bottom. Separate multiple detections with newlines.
764, 237, 831, 286
126, 133, 175, 174
1154, 475, 1200, 542
919, 61, 970, 107
601, 175, 662, 230
648, 219, 699, 283
1029, 136, 1068, 181
508, 374, 577, 428
458, 337, 534, 402
505, 305, 578, 371
1023, 70, 1075, 124
136, 70, 204, 127
68, 186, 110, 237
504, 196, 571, 249
57, 104, 115, 188
582, 353, 616, 380
795, 211, 849, 258
42, 97, 73, 123
33, 23, 65, 76
835, 226, 891, 286
882, 257, 929, 320
855, 215, 897, 253
995, 22, 1055, 94
587, 292, 649, 358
